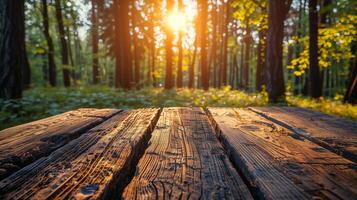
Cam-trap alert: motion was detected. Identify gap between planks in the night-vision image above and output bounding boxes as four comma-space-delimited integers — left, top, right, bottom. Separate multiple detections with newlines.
207, 107, 357, 200
0, 108, 121, 180
249, 106, 357, 163
122, 107, 253, 200
0, 108, 161, 200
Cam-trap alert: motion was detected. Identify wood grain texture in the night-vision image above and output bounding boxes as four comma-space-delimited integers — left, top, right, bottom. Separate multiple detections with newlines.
123, 107, 252, 200
250, 106, 357, 162
0, 108, 160, 200
208, 108, 357, 200
0, 108, 120, 180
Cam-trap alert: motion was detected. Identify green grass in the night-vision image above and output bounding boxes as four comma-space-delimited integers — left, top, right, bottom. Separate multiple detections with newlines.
0, 86, 356, 130
0, 86, 268, 130
286, 95, 357, 121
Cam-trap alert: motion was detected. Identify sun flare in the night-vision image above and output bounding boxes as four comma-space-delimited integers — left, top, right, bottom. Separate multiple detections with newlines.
166, 11, 186, 31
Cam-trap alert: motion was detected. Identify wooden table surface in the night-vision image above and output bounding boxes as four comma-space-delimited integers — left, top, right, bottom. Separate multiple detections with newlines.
0, 107, 356, 200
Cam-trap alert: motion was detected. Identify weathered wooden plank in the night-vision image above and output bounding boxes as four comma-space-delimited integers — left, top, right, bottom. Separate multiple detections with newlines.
0, 108, 120, 179
123, 107, 252, 199
0, 108, 160, 200
208, 108, 357, 200
250, 106, 357, 162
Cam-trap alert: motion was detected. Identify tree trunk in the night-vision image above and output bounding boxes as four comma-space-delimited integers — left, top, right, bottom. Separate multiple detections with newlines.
175, 0, 184, 88
256, 29, 266, 91
132, 4, 141, 89
91, 0, 99, 84
116, 0, 132, 89
55, 0, 70, 87
265, 0, 292, 102
199, 0, 209, 90
209, 1, 217, 88
164, 0, 174, 89
0, 0, 28, 99
188, 35, 197, 88
243, 24, 251, 90
220, 1, 229, 87
344, 42, 357, 104
308, 0, 322, 98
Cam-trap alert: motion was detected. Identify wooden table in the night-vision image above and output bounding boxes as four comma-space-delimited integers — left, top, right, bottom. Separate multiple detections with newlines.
0, 107, 356, 200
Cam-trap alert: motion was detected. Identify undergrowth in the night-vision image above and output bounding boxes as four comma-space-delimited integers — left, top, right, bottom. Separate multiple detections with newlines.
0, 86, 355, 130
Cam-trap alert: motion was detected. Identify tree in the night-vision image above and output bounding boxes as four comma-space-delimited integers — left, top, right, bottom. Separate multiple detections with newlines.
176, 0, 184, 88
308, 0, 322, 98
132, 2, 142, 89
220, 1, 229, 87
55, 0, 70, 87
91, 0, 99, 84
265, 0, 292, 102
344, 42, 357, 104
41, 0, 56, 87
0, 0, 29, 99
164, 0, 174, 89
199, 0, 209, 90
115, 0, 132, 89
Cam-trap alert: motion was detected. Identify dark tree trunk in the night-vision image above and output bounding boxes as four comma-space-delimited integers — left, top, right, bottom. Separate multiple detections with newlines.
188, 34, 197, 88
91, 0, 99, 84
164, 0, 174, 89
308, 0, 322, 98
220, 2, 229, 87
116, 0, 132, 89
344, 42, 357, 104
55, 0, 70, 87
199, 0, 209, 90
239, 41, 244, 89
243, 24, 251, 90
132, 4, 141, 89
256, 29, 266, 91
0, 0, 28, 99
265, 0, 292, 102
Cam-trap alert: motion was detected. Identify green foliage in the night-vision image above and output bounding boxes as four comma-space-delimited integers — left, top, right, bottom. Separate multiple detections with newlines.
288, 6, 357, 76
287, 95, 357, 120
1, 87, 356, 130
0, 86, 268, 130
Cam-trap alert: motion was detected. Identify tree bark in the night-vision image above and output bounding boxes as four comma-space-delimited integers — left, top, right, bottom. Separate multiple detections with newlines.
0, 0, 28, 99
115, 0, 132, 89
220, 1, 229, 87
243, 24, 251, 90
55, 0, 70, 87
199, 0, 209, 90
176, 0, 183, 88
164, 0, 174, 89
265, 0, 292, 102
209, 2, 218, 88
344, 42, 357, 104
91, 0, 99, 84
132, 4, 141, 89
256, 29, 266, 91
308, 0, 322, 98
188, 34, 197, 88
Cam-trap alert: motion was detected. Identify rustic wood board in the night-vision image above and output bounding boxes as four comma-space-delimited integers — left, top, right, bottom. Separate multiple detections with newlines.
123, 107, 252, 199
208, 108, 357, 200
0, 108, 160, 200
250, 106, 357, 162
0, 108, 121, 180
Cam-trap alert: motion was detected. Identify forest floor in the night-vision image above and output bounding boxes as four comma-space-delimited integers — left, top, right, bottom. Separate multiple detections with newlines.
0, 86, 356, 130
